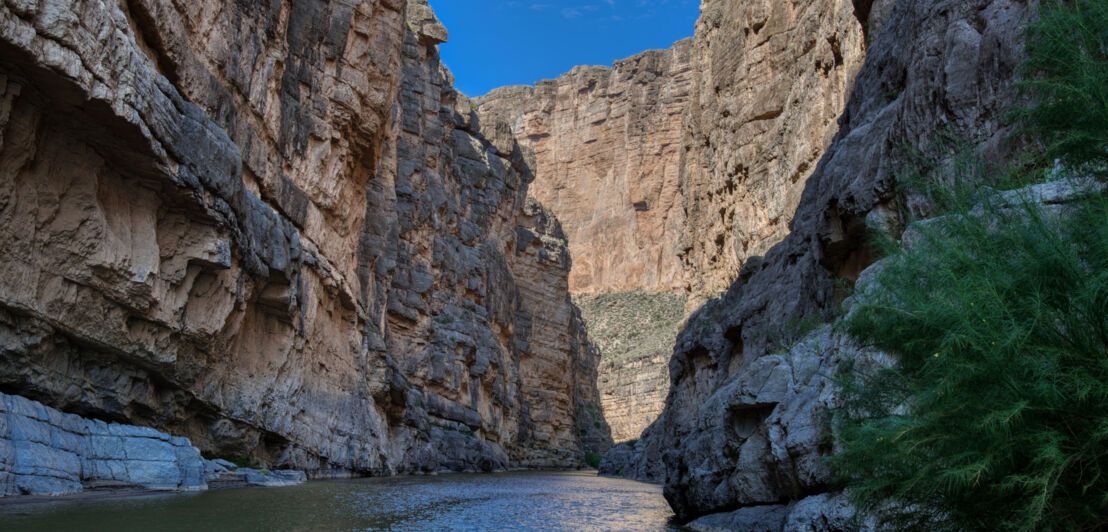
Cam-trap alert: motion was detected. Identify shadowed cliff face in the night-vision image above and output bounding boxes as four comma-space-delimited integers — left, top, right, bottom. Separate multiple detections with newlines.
476, 41, 694, 295
0, 0, 608, 476
606, 0, 1030, 526
677, 0, 868, 311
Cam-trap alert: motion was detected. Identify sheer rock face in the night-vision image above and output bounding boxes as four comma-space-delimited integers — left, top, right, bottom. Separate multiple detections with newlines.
476, 40, 694, 294
0, 0, 608, 476
596, 350, 669, 443
609, 0, 1031, 525
678, 0, 867, 310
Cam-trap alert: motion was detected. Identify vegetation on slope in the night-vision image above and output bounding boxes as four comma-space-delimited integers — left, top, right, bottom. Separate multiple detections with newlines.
833, 2, 1108, 530
573, 290, 686, 365
1010, 0, 1108, 178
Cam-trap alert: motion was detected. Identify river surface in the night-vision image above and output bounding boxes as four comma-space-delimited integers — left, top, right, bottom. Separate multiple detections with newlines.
0, 471, 682, 531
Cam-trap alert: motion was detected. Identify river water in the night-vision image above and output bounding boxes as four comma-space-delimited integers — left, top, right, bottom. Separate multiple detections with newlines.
0, 471, 682, 531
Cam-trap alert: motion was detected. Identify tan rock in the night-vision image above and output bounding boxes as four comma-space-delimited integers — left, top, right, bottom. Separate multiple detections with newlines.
0, 0, 608, 476
597, 351, 670, 444
477, 40, 694, 294
677, 0, 866, 310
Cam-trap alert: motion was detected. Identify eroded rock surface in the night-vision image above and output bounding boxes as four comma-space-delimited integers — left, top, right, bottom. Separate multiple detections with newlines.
0, 0, 608, 478
610, 0, 1032, 526
0, 392, 206, 496
677, 0, 867, 310
476, 40, 693, 294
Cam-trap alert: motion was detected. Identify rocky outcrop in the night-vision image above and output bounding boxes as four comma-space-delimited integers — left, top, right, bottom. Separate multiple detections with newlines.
0, 392, 206, 496
685, 492, 861, 532
611, 0, 1032, 526
662, 327, 872, 527
476, 40, 694, 294
0, 0, 607, 479
205, 459, 308, 488
0, 391, 308, 497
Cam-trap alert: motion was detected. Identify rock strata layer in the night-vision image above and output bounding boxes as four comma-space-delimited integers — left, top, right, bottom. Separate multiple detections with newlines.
0, 0, 608, 477
0, 392, 206, 496
477, 40, 694, 294
606, 0, 1031, 527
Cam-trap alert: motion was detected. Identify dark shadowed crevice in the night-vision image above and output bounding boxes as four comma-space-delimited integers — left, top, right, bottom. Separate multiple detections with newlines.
123, 0, 182, 87
724, 325, 745, 377
819, 199, 878, 299
852, 0, 874, 34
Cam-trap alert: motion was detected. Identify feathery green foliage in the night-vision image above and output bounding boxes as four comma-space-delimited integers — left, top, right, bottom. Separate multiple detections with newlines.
834, 169, 1108, 531
832, 2, 1108, 529
1010, 0, 1108, 177
584, 452, 603, 469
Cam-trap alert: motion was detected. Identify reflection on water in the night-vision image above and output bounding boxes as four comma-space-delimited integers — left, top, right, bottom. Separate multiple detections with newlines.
0, 471, 682, 531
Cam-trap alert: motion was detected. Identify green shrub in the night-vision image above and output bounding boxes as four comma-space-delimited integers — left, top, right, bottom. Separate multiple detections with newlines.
584, 452, 603, 469
834, 175, 1108, 531
832, 3, 1108, 529
1010, 0, 1108, 177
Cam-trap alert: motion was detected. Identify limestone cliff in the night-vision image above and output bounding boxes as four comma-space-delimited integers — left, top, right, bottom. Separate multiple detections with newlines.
677, 0, 868, 310
0, 0, 608, 480
609, 0, 1032, 527
476, 40, 693, 294
475, 40, 695, 450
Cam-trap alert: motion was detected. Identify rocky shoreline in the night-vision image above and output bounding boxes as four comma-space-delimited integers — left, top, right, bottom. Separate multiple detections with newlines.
0, 389, 610, 506
0, 392, 305, 499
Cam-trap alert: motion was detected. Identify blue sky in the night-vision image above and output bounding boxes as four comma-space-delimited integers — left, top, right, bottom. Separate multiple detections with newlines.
430, 0, 699, 97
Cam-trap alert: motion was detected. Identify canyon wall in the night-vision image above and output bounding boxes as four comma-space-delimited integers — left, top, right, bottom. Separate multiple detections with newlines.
0, 0, 608, 480
476, 40, 693, 294
476, 40, 696, 446
677, 0, 869, 309
608, 0, 1032, 527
